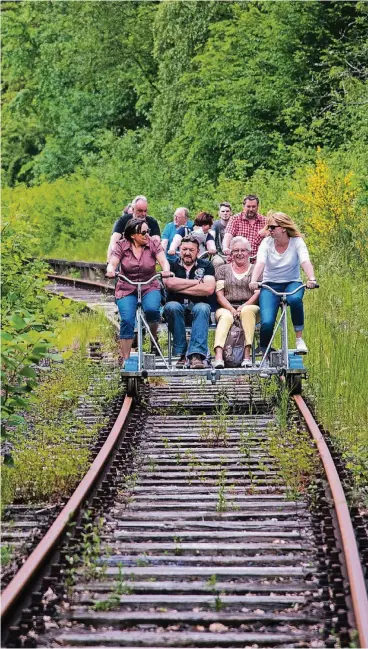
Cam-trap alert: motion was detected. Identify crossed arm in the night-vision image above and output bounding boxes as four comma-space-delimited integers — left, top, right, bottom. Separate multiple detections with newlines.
164, 275, 215, 296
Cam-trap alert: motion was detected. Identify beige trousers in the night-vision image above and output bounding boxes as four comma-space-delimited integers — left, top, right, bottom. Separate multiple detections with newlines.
214, 305, 260, 348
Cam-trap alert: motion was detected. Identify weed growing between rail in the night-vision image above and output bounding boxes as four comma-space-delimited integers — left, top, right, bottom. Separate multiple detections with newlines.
263, 384, 319, 500
1, 313, 120, 509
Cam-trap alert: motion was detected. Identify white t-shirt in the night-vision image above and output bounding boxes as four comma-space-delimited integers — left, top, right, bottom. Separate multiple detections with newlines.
257, 236, 310, 283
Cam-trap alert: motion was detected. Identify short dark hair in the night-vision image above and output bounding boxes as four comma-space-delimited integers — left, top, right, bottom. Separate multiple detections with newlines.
243, 194, 259, 205
124, 218, 147, 242
219, 201, 232, 210
180, 235, 199, 249
194, 211, 214, 227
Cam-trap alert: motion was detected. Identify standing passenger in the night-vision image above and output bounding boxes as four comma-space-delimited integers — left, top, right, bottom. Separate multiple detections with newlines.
107, 195, 161, 262
161, 207, 193, 262
222, 195, 267, 260
210, 201, 233, 268
168, 212, 217, 258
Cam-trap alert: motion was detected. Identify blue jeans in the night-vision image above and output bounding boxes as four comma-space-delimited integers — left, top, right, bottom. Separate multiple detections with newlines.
116, 290, 161, 339
163, 301, 211, 358
259, 281, 305, 352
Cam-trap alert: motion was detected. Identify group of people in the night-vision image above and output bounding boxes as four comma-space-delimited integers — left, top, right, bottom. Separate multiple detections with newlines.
106, 194, 317, 369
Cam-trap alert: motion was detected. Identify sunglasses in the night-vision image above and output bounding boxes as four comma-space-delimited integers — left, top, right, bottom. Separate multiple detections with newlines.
137, 228, 150, 235
268, 225, 280, 231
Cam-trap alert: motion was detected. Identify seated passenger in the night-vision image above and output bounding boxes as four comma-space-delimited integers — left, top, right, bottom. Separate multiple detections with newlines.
161, 207, 193, 262
168, 211, 217, 258
249, 211, 317, 358
163, 236, 216, 369
213, 237, 260, 369
106, 218, 170, 366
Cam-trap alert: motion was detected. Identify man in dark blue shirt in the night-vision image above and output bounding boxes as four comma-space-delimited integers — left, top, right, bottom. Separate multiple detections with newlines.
164, 236, 215, 369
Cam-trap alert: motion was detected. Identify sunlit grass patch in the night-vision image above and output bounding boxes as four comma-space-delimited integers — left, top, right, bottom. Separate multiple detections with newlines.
304, 270, 368, 501
1, 312, 121, 509
56, 310, 117, 355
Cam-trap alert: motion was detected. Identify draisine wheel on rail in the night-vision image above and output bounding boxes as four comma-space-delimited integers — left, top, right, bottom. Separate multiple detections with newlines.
286, 373, 302, 395
126, 377, 139, 399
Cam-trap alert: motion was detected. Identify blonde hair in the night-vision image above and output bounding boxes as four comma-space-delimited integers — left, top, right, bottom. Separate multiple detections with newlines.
260, 211, 302, 238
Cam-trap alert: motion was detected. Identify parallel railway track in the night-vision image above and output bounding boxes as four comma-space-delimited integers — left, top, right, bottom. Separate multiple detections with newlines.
1, 273, 367, 648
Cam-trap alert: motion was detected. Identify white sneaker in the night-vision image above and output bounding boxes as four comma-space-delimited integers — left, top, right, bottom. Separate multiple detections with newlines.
295, 338, 308, 354
241, 358, 253, 368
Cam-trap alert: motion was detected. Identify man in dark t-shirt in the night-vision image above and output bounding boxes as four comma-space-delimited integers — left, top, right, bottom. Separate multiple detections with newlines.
106, 195, 161, 262
163, 236, 215, 369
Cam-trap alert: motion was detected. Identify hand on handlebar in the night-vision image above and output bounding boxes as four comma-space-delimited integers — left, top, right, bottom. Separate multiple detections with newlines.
161, 270, 173, 278
306, 279, 318, 289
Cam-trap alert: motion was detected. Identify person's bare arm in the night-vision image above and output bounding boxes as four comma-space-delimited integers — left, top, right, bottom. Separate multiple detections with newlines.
179, 275, 215, 297
216, 289, 237, 316
106, 254, 121, 277
236, 290, 260, 312
161, 238, 169, 252
168, 233, 182, 256
156, 250, 171, 275
107, 232, 122, 263
249, 261, 265, 290
222, 232, 233, 254
301, 260, 317, 288
206, 240, 217, 255
164, 276, 198, 291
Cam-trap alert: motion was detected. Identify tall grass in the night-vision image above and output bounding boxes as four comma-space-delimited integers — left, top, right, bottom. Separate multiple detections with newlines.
1, 312, 120, 508
303, 268, 368, 496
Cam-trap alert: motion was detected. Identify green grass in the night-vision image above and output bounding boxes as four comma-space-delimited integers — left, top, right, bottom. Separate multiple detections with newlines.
1, 543, 14, 567
303, 268, 368, 500
1, 312, 121, 509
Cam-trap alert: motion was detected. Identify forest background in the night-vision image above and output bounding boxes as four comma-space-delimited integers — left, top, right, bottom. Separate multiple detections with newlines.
1, 1, 368, 498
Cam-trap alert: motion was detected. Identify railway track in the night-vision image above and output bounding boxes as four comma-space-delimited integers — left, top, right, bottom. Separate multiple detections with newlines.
1, 273, 367, 648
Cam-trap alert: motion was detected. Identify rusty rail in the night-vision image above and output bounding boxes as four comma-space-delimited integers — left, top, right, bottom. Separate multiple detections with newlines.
293, 394, 368, 648
1, 395, 133, 626
47, 273, 114, 293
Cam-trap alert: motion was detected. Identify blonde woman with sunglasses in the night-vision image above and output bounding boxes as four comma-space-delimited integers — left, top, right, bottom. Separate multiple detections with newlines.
249, 211, 317, 356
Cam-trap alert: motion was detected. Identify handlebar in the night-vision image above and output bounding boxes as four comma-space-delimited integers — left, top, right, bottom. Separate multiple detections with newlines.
256, 282, 319, 296
115, 272, 174, 286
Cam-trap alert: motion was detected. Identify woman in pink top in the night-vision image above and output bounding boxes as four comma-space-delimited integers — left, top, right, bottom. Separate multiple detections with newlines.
106, 218, 170, 365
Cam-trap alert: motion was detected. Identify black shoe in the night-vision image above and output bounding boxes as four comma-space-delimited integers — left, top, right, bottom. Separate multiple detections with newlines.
176, 355, 186, 368
150, 338, 161, 356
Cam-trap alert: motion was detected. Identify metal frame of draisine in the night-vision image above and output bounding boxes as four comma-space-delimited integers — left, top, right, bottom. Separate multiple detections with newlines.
116, 273, 314, 397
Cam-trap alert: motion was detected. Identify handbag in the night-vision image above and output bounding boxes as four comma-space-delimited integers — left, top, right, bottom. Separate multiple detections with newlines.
223, 318, 245, 367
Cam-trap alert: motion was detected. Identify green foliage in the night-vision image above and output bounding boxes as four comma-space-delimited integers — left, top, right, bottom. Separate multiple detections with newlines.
1, 214, 73, 433
2, 2, 158, 185
265, 390, 319, 499
1, 313, 120, 508
1, 543, 14, 568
